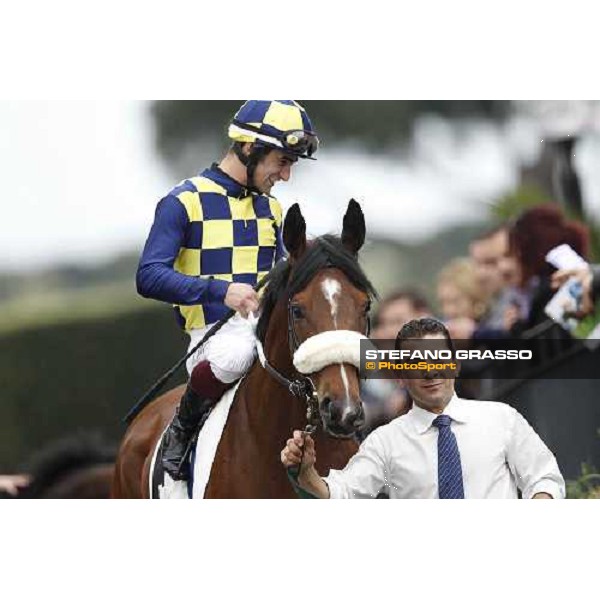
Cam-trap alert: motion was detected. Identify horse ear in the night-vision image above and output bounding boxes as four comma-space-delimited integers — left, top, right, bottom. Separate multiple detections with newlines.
341, 199, 365, 255
283, 203, 307, 261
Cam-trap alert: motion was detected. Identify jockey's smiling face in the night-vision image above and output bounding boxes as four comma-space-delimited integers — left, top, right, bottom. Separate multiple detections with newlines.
253, 149, 298, 194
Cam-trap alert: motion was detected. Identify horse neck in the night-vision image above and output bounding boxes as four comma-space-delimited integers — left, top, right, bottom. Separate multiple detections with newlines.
244, 297, 306, 427
262, 298, 295, 377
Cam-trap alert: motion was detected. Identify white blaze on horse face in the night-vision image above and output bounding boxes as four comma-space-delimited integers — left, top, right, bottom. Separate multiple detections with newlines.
321, 278, 341, 329
340, 364, 351, 406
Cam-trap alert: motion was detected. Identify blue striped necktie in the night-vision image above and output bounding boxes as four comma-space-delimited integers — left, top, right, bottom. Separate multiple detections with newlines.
433, 414, 464, 499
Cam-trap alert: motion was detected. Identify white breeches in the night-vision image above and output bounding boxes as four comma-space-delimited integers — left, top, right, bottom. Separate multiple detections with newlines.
186, 314, 257, 383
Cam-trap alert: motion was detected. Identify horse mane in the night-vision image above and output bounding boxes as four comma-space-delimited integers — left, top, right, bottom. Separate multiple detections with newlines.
18, 432, 116, 498
256, 234, 377, 343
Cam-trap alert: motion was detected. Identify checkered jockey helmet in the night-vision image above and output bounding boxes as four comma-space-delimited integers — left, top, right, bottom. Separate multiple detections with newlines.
228, 100, 319, 160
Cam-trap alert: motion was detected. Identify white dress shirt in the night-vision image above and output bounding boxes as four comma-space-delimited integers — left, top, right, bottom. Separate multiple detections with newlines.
324, 395, 565, 499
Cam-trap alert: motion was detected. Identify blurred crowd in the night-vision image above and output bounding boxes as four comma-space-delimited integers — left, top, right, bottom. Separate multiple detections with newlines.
361, 202, 600, 435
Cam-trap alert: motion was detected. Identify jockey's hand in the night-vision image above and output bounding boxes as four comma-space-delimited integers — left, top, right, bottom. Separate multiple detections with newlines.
281, 430, 316, 473
224, 283, 259, 317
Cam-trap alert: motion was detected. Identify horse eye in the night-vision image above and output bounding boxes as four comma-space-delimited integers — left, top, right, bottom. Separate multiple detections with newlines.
291, 305, 305, 319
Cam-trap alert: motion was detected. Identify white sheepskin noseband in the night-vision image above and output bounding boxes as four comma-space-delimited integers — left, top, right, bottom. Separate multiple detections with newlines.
292, 330, 367, 374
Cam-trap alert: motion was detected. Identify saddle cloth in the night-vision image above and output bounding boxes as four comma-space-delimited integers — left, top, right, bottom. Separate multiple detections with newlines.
150, 380, 242, 499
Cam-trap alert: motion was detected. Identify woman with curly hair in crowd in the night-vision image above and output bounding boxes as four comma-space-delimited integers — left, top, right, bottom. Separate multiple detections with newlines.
504, 203, 590, 333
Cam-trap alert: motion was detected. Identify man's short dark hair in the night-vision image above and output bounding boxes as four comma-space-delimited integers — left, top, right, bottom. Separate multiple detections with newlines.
395, 317, 455, 355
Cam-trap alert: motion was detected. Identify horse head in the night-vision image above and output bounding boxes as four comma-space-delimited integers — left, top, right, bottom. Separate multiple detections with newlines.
261, 199, 376, 438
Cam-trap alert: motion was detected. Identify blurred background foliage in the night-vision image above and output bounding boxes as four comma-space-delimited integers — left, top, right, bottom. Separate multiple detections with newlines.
152, 100, 510, 162
566, 456, 600, 499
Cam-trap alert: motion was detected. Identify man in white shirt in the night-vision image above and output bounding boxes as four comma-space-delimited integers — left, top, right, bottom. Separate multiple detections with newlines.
281, 318, 565, 499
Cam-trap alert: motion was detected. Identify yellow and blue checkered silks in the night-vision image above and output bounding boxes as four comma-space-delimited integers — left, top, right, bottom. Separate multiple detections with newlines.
228, 100, 318, 159
137, 164, 284, 331
174, 173, 282, 330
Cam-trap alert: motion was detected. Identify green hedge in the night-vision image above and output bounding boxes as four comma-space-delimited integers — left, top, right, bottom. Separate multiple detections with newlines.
0, 306, 187, 472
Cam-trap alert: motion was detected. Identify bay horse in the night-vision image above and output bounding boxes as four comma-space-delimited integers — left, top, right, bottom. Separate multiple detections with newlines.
112, 199, 376, 498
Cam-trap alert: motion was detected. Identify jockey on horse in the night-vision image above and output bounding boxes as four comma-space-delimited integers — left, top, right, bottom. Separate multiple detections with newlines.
136, 100, 319, 481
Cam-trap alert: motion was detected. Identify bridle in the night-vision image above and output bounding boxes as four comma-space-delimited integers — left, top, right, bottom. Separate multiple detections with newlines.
252, 293, 371, 437
254, 302, 321, 436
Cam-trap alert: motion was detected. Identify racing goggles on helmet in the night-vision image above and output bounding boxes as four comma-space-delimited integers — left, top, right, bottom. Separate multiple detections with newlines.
281, 129, 319, 158
231, 120, 319, 159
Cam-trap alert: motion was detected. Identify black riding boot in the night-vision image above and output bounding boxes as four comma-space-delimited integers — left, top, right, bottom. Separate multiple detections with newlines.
162, 384, 214, 481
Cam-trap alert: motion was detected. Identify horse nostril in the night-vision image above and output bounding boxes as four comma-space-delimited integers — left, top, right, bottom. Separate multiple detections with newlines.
321, 396, 342, 421
357, 403, 365, 422
344, 404, 365, 429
